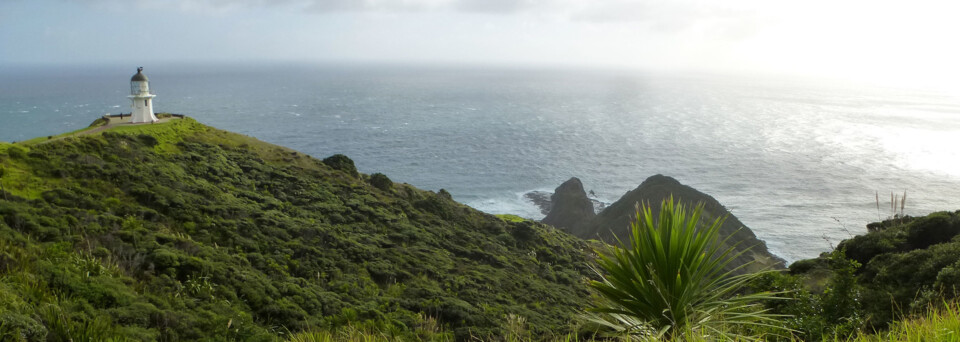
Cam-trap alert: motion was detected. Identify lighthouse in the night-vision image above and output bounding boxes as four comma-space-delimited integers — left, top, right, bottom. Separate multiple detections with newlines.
128, 67, 158, 123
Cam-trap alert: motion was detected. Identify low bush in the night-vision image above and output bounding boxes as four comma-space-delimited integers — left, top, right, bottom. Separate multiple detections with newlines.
322, 154, 358, 177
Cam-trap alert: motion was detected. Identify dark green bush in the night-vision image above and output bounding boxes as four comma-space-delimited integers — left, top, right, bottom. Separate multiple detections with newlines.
5, 146, 26, 159
907, 212, 960, 249
788, 257, 827, 274
322, 154, 358, 177
438, 188, 452, 200
368, 173, 393, 191
138, 134, 159, 147
0, 312, 47, 341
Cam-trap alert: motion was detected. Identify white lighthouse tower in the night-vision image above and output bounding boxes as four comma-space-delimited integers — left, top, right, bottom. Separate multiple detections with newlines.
128, 67, 158, 123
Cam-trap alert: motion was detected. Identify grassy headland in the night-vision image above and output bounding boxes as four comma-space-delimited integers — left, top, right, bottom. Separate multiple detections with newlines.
0, 118, 595, 340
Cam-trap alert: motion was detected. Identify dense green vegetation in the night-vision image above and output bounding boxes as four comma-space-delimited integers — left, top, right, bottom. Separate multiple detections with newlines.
0, 119, 595, 341
2, 118, 960, 341
749, 211, 960, 341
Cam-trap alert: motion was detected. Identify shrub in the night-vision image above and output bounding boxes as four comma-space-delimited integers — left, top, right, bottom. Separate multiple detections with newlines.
511, 221, 537, 242
369, 173, 393, 191
821, 250, 864, 338
0, 312, 47, 341
907, 212, 960, 249
438, 189, 452, 200
138, 134, 159, 147
322, 154, 358, 177
89, 117, 109, 127
5, 146, 26, 160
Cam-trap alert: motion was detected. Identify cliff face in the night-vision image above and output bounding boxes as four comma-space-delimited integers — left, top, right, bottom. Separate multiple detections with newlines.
541, 177, 596, 236
542, 174, 785, 273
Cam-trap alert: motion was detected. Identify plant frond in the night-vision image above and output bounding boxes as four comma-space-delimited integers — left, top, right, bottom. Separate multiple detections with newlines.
586, 195, 792, 340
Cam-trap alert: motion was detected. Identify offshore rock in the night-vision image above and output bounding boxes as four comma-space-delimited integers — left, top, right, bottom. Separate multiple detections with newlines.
541, 177, 597, 236
540, 174, 785, 273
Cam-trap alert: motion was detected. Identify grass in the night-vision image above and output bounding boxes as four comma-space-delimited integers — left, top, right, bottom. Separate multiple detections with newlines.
0, 142, 15, 154
845, 301, 960, 342
0, 155, 63, 200
0, 116, 318, 199
497, 214, 529, 223
281, 302, 960, 341
16, 125, 101, 145
101, 118, 205, 153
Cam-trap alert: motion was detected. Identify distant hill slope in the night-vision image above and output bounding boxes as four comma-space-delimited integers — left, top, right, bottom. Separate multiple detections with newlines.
0, 118, 594, 340
539, 175, 785, 273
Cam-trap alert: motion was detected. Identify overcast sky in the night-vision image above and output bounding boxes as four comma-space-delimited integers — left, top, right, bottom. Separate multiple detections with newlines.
2, 0, 959, 88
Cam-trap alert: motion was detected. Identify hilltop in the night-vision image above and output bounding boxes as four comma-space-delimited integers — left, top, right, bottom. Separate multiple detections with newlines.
0, 118, 595, 340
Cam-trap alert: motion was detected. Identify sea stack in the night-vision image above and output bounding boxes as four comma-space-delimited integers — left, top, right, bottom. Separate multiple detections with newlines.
540, 174, 786, 273
541, 177, 596, 236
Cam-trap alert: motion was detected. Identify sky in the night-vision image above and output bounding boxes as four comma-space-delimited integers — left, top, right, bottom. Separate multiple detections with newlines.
2, 0, 960, 89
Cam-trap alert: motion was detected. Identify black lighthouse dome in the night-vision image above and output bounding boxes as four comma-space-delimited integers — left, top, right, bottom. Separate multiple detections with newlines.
131, 67, 148, 82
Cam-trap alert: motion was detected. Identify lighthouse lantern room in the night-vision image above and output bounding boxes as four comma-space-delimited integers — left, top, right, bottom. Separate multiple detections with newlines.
128, 67, 158, 123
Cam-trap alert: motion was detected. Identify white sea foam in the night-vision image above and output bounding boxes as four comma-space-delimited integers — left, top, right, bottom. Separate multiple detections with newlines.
466, 190, 550, 220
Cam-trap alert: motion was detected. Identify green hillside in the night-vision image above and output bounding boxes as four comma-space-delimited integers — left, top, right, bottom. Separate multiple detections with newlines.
750, 210, 960, 340
0, 118, 595, 341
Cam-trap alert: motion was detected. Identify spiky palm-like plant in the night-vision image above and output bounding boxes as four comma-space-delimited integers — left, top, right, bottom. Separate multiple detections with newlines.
588, 196, 788, 341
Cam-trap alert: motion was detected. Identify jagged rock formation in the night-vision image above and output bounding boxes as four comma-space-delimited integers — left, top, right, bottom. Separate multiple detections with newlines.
539, 174, 785, 273
541, 177, 596, 235
524, 189, 606, 217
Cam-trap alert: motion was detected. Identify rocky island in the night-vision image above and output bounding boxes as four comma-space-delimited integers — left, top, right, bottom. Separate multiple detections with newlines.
530, 175, 786, 273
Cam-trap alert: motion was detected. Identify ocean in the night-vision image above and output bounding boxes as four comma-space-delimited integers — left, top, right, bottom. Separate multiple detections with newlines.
3, 63, 960, 263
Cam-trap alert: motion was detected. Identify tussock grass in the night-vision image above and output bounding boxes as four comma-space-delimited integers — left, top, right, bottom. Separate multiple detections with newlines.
283, 303, 960, 342
845, 301, 960, 342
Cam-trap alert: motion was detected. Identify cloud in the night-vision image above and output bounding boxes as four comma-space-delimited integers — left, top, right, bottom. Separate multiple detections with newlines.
64, 0, 545, 13
60, 0, 679, 17
302, 0, 543, 13
63, 0, 760, 33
